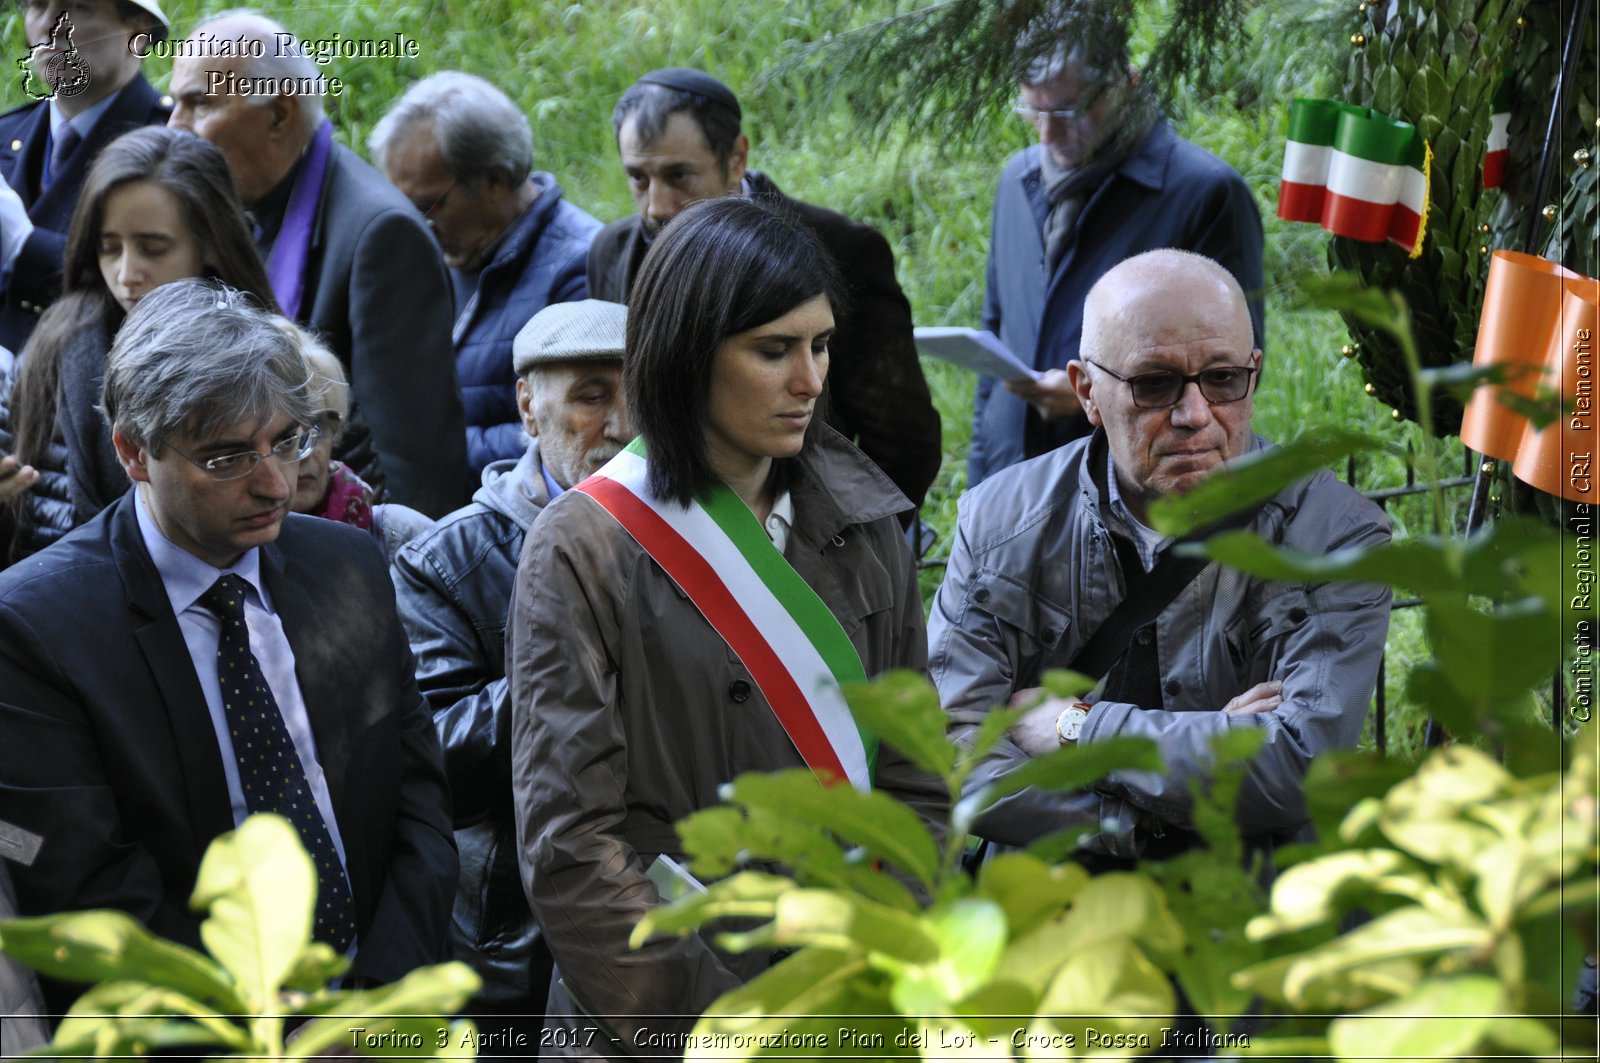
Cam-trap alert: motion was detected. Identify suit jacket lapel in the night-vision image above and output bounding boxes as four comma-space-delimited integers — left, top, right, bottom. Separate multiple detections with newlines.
110, 494, 234, 848
258, 535, 352, 817
27, 75, 159, 214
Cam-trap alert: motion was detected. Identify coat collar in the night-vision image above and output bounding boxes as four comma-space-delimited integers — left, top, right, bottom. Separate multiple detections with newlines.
790, 426, 910, 540
479, 174, 566, 279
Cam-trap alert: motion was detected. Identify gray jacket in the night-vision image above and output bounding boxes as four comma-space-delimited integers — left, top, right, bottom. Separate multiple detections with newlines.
929, 431, 1391, 857
391, 441, 550, 1012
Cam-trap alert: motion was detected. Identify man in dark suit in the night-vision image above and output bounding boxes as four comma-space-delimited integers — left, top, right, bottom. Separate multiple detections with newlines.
586, 68, 942, 516
166, 12, 468, 518
0, 0, 171, 351
0, 280, 456, 1016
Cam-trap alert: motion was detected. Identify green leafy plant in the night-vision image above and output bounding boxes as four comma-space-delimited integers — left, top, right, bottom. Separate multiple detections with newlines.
631, 669, 1289, 1058
1234, 731, 1598, 1060
0, 814, 480, 1060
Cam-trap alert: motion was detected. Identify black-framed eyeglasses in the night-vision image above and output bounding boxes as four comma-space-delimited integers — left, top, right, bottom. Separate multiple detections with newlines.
422, 179, 459, 221
1083, 358, 1259, 409
166, 425, 321, 481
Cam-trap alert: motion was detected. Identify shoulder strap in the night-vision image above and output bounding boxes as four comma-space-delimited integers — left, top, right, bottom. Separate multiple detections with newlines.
1066, 434, 1261, 682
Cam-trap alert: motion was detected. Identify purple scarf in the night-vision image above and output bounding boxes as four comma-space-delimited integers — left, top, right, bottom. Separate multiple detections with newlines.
267, 119, 334, 320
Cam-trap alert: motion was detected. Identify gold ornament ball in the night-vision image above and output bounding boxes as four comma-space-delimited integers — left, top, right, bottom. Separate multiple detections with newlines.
1358, 1, 1368, 10
1479, 222, 1491, 233
1351, 32, 1367, 45
1479, 244, 1489, 255
1489, 493, 1501, 506
1363, 382, 1377, 396
1542, 204, 1559, 221
1480, 461, 1496, 475
1390, 408, 1402, 421
1576, 148, 1592, 168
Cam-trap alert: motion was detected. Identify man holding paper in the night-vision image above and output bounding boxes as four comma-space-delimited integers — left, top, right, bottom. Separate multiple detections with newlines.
969, 43, 1265, 487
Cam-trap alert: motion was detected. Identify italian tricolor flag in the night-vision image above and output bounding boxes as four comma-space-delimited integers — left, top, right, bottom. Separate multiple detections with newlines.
1279, 98, 1431, 258
1485, 79, 1511, 190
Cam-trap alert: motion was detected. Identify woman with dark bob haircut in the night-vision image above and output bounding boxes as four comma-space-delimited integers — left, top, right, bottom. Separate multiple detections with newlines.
508, 196, 943, 1048
0, 126, 278, 564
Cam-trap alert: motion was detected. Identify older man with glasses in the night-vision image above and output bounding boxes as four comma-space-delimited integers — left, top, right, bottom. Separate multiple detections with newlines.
0, 279, 455, 1020
931, 249, 1391, 869
969, 42, 1266, 488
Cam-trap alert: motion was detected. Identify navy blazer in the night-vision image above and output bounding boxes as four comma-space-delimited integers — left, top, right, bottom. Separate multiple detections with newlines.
0, 74, 171, 352
971, 122, 1266, 486
0, 492, 457, 1012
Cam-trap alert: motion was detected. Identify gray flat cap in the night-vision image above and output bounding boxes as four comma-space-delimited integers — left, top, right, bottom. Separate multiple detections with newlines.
512, 299, 628, 375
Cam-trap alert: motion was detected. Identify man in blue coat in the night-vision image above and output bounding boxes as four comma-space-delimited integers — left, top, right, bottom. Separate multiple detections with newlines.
0, 0, 171, 351
371, 73, 601, 476
970, 46, 1265, 487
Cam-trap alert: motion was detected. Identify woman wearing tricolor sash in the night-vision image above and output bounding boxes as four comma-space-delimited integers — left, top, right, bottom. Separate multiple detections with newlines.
507, 197, 944, 1054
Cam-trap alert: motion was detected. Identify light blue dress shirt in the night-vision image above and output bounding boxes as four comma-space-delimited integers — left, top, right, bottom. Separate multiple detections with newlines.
133, 489, 350, 873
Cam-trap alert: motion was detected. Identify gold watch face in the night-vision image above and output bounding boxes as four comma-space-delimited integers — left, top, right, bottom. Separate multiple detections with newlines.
1056, 706, 1088, 742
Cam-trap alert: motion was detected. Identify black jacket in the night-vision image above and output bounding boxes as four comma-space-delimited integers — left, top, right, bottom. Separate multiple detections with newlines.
585, 171, 941, 511
390, 443, 551, 1013
0, 493, 458, 1012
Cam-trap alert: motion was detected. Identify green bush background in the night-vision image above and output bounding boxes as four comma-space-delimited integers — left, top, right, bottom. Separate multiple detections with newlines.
1, 0, 1468, 754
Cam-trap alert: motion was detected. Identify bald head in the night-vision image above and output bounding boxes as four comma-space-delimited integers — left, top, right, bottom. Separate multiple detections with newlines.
1081, 250, 1252, 372
1068, 249, 1261, 521
166, 11, 325, 205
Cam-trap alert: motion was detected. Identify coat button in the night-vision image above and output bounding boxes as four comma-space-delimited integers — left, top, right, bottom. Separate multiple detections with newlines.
18, 300, 29, 311
728, 679, 751, 703
159, 95, 174, 108
1041, 627, 1057, 643
1164, 680, 1181, 696
973, 587, 990, 603
8, 140, 19, 152
1288, 606, 1308, 624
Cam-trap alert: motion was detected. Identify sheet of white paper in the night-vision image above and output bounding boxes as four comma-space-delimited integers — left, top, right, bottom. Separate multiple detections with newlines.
913, 326, 1039, 382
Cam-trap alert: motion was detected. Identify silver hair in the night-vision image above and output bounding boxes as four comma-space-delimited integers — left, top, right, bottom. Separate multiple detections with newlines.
191, 10, 325, 130
103, 279, 314, 455
369, 71, 533, 185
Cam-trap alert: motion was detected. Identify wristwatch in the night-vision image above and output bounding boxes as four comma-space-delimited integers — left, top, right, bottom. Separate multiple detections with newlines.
1056, 702, 1092, 745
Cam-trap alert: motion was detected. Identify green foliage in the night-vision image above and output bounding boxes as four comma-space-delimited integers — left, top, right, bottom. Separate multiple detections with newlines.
634, 671, 1226, 1056
1235, 733, 1598, 1059
0, 815, 479, 1059
1336, 0, 1530, 435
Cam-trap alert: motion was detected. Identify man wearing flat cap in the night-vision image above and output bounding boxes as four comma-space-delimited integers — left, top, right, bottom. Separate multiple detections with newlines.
0, 0, 172, 350
391, 299, 633, 1034
587, 67, 942, 518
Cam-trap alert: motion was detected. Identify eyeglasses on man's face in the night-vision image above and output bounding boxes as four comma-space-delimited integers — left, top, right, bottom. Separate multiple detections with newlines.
422, 178, 460, 222
1083, 358, 1259, 409
167, 425, 322, 481
1014, 101, 1093, 126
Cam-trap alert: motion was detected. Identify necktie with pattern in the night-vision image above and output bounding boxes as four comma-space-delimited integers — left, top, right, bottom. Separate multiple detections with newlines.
198, 574, 357, 951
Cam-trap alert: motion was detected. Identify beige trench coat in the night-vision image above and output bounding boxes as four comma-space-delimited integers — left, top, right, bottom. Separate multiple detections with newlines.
508, 429, 944, 1055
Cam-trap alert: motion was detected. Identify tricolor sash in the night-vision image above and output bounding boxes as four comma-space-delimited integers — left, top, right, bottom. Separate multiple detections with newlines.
575, 441, 877, 791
